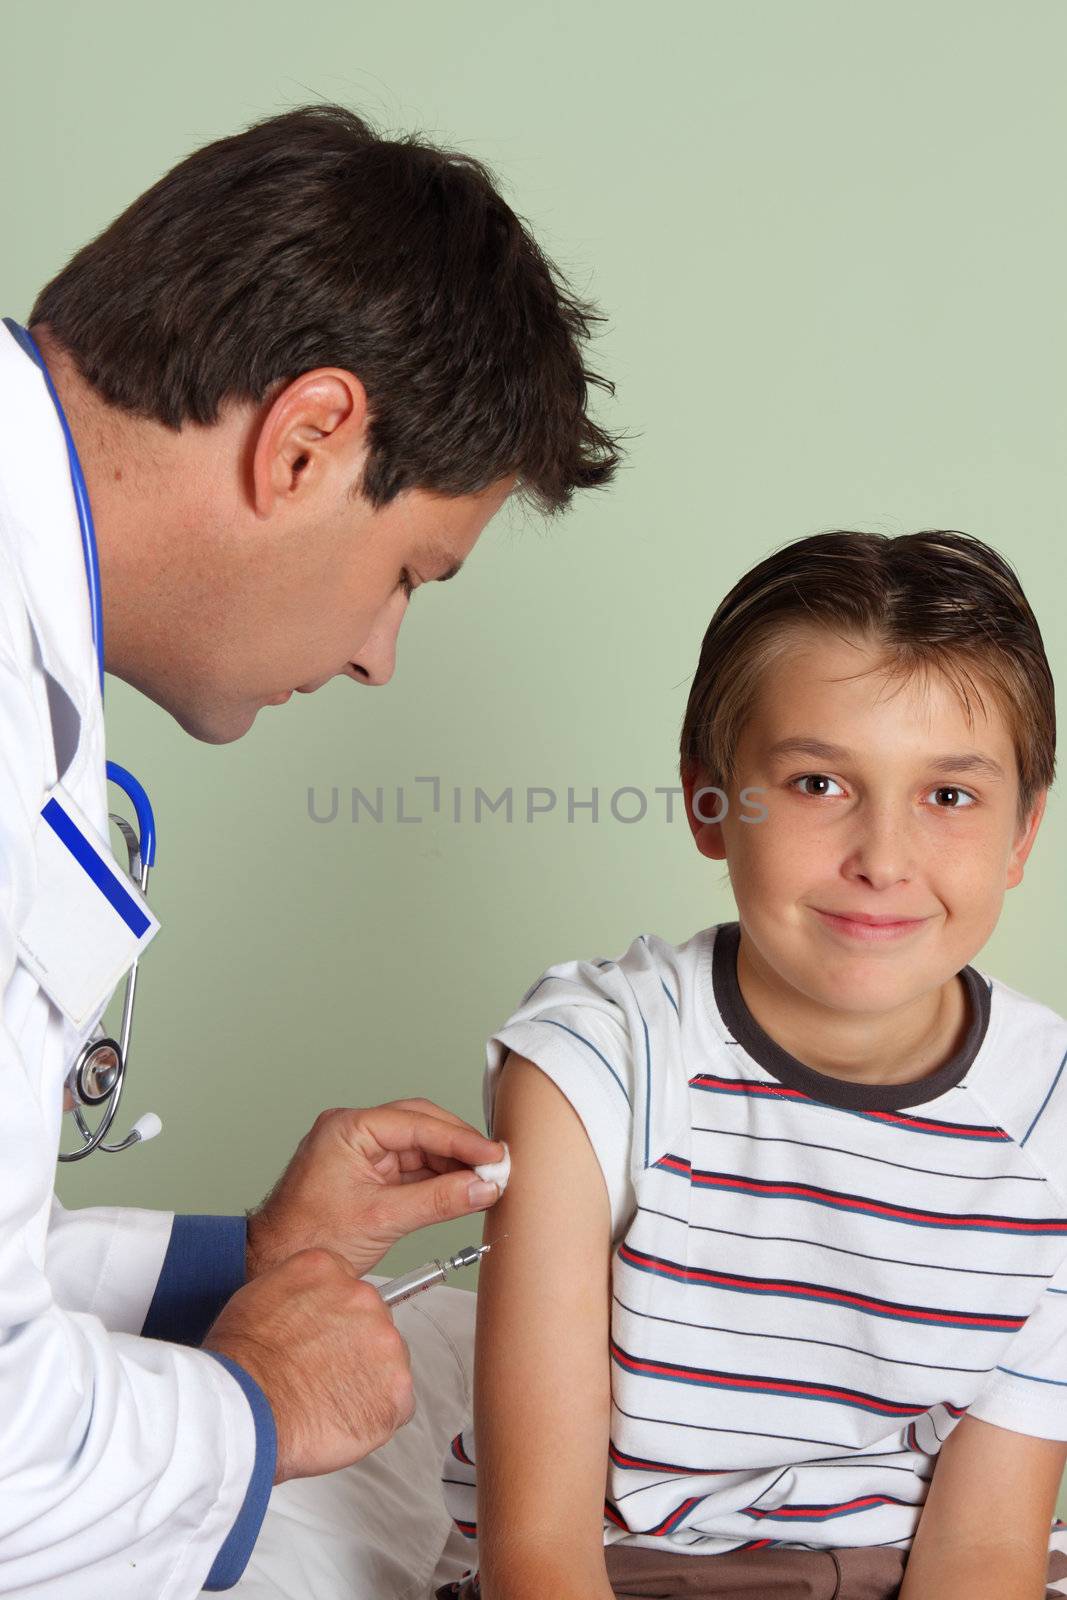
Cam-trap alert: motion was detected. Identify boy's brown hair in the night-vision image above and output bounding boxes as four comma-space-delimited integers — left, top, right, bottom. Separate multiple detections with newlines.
679, 530, 1055, 834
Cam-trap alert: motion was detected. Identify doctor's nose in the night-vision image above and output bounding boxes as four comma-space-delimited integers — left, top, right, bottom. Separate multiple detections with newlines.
349, 595, 405, 687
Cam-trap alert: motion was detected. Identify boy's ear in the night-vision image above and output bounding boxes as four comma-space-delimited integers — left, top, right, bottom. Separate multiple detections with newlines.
1006, 788, 1048, 890
681, 764, 728, 862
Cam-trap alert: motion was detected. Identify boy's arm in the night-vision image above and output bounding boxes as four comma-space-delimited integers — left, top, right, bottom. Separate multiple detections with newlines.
473, 1051, 617, 1600
899, 1413, 1067, 1600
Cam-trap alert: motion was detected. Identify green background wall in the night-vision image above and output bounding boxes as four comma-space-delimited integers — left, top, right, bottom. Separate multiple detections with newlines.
5, 0, 1067, 1507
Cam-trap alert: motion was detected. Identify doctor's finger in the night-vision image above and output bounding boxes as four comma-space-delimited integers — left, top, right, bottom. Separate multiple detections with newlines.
372, 1154, 468, 1187
375, 1098, 504, 1144
378, 1096, 467, 1120
387, 1160, 489, 1185
314, 1104, 496, 1163
371, 1168, 501, 1236
351, 1105, 503, 1168
373, 1097, 484, 1138
392, 1148, 466, 1173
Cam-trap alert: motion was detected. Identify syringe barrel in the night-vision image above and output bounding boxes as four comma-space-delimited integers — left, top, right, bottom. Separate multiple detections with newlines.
377, 1260, 444, 1306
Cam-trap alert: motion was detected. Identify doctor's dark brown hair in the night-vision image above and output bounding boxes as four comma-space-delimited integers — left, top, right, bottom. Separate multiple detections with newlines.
28, 103, 620, 512
679, 529, 1056, 836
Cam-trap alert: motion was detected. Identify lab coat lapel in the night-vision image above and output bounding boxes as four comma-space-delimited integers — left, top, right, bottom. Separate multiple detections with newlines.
0, 320, 108, 838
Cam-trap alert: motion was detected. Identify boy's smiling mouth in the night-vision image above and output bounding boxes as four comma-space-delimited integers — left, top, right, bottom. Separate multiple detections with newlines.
813, 907, 932, 942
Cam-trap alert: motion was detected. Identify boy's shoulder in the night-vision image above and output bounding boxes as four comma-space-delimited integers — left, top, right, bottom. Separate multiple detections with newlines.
520, 923, 723, 1019
981, 964, 1067, 1037
966, 962, 1067, 1183
496, 923, 722, 1088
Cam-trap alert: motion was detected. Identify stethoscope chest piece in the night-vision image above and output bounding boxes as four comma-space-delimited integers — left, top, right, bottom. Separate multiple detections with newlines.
72, 1036, 122, 1106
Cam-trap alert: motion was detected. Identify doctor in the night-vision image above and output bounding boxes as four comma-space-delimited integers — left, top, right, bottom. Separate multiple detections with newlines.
0, 103, 618, 1595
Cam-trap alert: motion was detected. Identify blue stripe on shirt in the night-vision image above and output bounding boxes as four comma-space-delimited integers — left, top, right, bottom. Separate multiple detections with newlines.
1021, 1046, 1067, 1146
660, 978, 679, 1015
995, 1363, 1067, 1388
539, 1018, 631, 1107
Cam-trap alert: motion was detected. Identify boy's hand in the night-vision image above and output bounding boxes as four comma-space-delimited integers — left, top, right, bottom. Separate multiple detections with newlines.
244, 1099, 505, 1279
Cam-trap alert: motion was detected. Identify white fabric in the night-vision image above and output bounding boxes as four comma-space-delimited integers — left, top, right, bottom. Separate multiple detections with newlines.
0, 321, 261, 1595
231, 1281, 479, 1600
444, 923, 1067, 1561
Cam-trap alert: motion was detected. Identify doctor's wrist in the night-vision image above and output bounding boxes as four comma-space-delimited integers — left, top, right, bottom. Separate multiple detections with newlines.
244, 1208, 278, 1281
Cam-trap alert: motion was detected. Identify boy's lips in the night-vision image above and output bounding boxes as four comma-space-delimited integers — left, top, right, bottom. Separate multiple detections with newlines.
815, 909, 929, 926
812, 907, 932, 943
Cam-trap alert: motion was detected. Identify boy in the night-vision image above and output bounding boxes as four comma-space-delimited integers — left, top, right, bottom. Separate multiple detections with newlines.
441, 529, 1067, 1600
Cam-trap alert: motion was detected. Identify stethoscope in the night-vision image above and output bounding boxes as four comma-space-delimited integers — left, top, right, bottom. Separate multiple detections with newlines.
3, 318, 162, 1161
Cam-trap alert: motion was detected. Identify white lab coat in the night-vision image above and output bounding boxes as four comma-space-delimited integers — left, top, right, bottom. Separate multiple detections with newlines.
0, 321, 259, 1596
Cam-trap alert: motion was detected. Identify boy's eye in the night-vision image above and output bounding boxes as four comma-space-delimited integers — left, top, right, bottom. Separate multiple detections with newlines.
789, 774, 977, 809
790, 774, 845, 799
927, 785, 977, 809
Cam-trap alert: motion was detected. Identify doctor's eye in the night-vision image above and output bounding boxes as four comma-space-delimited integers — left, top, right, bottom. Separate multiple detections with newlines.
789, 774, 844, 799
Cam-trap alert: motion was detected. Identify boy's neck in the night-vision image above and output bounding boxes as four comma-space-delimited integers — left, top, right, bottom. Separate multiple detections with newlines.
735, 932, 971, 1087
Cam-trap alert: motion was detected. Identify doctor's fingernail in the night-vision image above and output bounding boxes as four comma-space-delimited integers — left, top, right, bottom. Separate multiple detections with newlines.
468, 1180, 499, 1208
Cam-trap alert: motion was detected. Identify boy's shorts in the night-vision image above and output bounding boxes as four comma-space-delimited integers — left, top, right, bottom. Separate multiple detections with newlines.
435, 1537, 1067, 1598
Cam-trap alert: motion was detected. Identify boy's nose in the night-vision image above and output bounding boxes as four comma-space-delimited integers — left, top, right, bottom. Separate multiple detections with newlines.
846, 808, 915, 887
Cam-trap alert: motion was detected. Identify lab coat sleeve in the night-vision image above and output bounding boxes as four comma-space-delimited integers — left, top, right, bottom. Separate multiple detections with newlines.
45, 1193, 176, 1332
47, 1199, 249, 1342
0, 638, 275, 1594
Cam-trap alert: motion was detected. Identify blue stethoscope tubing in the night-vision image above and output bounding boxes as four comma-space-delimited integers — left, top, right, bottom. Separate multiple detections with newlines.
3, 317, 157, 1157
2, 318, 156, 865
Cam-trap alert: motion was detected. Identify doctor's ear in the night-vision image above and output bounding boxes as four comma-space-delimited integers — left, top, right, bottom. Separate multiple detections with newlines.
682, 764, 728, 861
250, 367, 371, 516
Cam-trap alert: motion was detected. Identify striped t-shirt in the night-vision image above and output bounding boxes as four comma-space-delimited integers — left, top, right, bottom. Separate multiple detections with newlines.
442, 920, 1067, 1558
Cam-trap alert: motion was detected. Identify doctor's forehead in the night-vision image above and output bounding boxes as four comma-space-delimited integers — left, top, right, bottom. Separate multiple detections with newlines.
400, 474, 516, 570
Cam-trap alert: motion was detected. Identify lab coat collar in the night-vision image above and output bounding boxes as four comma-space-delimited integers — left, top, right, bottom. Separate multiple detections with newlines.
0, 320, 102, 742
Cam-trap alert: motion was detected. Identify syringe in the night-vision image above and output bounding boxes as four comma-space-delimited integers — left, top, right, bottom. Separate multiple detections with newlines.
377, 1242, 491, 1306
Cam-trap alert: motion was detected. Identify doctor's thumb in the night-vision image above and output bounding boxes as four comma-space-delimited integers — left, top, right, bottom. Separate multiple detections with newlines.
390, 1169, 500, 1237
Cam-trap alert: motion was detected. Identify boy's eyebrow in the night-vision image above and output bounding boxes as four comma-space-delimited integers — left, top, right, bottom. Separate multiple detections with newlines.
764, 737, 1007, 781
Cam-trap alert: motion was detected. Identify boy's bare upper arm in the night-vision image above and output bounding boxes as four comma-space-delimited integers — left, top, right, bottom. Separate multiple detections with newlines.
899, 1413, 1067, 1599
473, 1049, 615, 1585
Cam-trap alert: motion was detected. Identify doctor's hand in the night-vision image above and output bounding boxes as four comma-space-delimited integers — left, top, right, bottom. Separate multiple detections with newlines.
204, 1246, 415, 1482
244, 1099, 505, 1280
